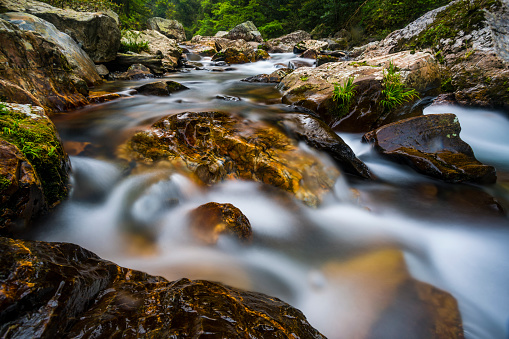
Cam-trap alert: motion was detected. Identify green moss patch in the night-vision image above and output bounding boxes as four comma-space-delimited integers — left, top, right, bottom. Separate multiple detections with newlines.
0, 103, 69, 205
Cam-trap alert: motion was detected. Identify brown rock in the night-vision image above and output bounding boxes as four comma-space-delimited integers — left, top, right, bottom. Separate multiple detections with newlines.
146, 17, 186, 41
224, 21, 263, 43
136, 29, 183, 70
122, 111, 340, 207
107, 54, 164, 75
87, 91, 121, 103
0, 80, 42, 107
266, 30, 311, 53
111, 64, 154, 80
188, 202, 252, 244
241, 68, 293, 83
0, 237, 325, 338
212, 39, 257, 64
363, 114, 497, 184
134, 81, 189, 96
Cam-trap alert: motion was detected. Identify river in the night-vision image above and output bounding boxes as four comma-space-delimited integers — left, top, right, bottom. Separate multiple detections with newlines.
36, 53, 509, 339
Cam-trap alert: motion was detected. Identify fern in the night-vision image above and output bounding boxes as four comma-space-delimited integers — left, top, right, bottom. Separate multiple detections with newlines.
380, 61, 419, 111
331, 77, 357, 118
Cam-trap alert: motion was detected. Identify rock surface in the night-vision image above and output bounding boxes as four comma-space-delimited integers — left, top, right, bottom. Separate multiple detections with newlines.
136, 29, 183, 70
110, 63, 154, 80
0, 0, 121, 63
0, 16, 97, 110
225, 21, 263, 42
266, 30, 311, 53
106, 54, 165, 75
212, 39, 260, 64
134, 80, 189, 96
241, 68, 293, 83
363, 113, 497, 183
147, 17, 186, 41
0, 236, 326, 338
0, 103, 70, 234
188, 202, 252, 244
121, 111, 340, 207
279, 51, 440, 133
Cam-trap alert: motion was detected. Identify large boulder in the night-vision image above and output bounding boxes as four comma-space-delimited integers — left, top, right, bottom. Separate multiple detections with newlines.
266, 30, 311, 53
293, 39, 328, 54
362, 113, 497, 184
106, 54, 165, 76
0, 17, 93, 111
0, 237, 326, 338
120, 111, 341, 207
212, 39, 260, 64
136, 29, 183, 69
134, 80, 189, 96
360, 0, 509, 110
278, 50, 440, 133
225, 21, 263, 43
0, 0, 120, 63
147, 17, 186, 42
0, 103, 70, 235
187, 35, 229, 56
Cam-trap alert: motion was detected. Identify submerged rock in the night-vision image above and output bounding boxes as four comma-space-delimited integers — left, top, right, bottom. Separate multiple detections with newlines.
363, 114, 496, 184
0, 103, 70, 235
225, 21, 263, 43
147, 17, 186, 42
134, 81, 189, 96
0, 0, 120, 63
0, 237, 326, 338
122, 111, 340, 207
188, 202, 252, 244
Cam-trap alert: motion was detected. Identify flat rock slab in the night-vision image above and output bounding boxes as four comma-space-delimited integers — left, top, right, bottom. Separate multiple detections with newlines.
0, 237, 325, 338
363, 114, 496, 184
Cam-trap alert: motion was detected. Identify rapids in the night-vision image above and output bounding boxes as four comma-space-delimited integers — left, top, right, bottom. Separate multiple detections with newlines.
37, 53, 509, 339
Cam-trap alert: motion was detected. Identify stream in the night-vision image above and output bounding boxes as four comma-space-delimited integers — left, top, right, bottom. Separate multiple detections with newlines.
35, 53, 509, 339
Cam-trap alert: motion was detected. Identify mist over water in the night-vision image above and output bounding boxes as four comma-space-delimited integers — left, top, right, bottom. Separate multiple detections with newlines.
41, 53, 509, 339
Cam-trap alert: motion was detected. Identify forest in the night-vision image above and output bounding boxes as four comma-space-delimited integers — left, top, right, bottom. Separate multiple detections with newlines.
43, 0, 451, 40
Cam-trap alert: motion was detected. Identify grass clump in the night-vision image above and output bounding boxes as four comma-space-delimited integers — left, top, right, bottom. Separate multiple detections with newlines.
380, 61, 419, 111
119, 30, 150, 53
331, 77, 357, 118
0, 103, 69, 205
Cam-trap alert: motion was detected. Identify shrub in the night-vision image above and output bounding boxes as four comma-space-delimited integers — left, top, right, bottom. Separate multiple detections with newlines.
380, 61, 419, 111
119, 30, 150, 53
331, 77, 357, 118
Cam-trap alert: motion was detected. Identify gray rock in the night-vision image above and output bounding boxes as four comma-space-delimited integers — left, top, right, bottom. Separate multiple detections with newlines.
225, 21, 263, 43
0, 0, 121, 63
147, 17, 186, 42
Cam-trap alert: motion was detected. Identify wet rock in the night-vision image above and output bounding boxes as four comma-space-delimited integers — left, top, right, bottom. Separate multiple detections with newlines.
225, 21, 263, 43
106, 53, 165, 75
0, 80, 42, 107
363, 114, 496, 184
188, 202, 252, 244
279, 51, 440, 133
266, 30, 312, 53
293, 39, 328, 54
215, 95, 241, 101
134, 81, 189, 96
110, 64, 154, 80
187, 35, 228, 56
255, 48, 270, 61
135, 30, 183, 70
301, 49, 319, 59
212, 39, 257, 64
0, 237, 326, 338
87, 91, 121, 103
269, 113, 372, 179
95, 64, 109, 78
288, 59, 313, 69
0, 0, 120, 63
0, 15, 99, 110
316, 54, 340, 66
122, 111, 340, 207
146, 17, 186, 41
0, 103, 70, 234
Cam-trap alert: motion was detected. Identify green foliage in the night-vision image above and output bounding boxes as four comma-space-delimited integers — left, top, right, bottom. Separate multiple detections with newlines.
300, 76, 309, 81
0, 104, 68, 204
331, 77, 357, 118
119, 30, 150, 53
380, 61, 419, 111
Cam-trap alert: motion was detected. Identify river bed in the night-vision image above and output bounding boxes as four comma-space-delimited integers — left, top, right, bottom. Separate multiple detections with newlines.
37, 53, 509, 339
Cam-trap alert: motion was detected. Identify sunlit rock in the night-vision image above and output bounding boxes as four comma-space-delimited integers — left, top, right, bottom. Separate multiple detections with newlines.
147, 17, 186, 42
266, 30, 311, 53
87, 91, 121, 103
0, 0, 120, 63
0, 237, 325, 338
225, 21, 263, 43
212, 39, 260, 64
279, 50, 440, 133
293, 39, 328, 54
136, 29, 183, 70
0, 103, 70, 234
188, 202, 252, 244
121, 111, 340, 207
363, 113, 496, 184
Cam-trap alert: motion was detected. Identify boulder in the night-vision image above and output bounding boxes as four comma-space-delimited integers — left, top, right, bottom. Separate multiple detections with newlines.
293, 39, 328, 54
266, 30, 311, 53
136, 29, 183, 70
359, 0, 509, 110
106, 53, 165, 75
0, 17, 92, 111
0, 0, 121, 63
268, 113, 372, 179
241, 68, 293, 83
214, 30, 229, 38
363, 113, 496, 183
278, 51, 440, 133
225, 21, 263, 43
0, 80, 42, 107
134, 81, 189, 96
0, 103, 70, 234
0, 237, 326, 338
187, 35, 228, 56
110, 64, 154, 81
188, 202, 252, 244
317, 54, 340, 66
121, 111, 341, 207
147, 17, 186, 42
212, 39, 258, 64
87, 91, 121, 103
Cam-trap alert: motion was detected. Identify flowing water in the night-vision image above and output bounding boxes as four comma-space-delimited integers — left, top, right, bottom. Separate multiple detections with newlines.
36, 53, 509, 338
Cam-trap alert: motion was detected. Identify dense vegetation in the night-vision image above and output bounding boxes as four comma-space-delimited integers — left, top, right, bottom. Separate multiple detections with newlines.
41, 0, 451, 41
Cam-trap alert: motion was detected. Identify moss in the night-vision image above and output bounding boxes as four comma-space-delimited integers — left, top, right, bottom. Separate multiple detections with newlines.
0, 105, 69, 205
0, 175, 10, 191
290, 84, 315, 95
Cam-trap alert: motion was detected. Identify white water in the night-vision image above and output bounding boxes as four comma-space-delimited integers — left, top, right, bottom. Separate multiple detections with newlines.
40, 53, 509, 339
